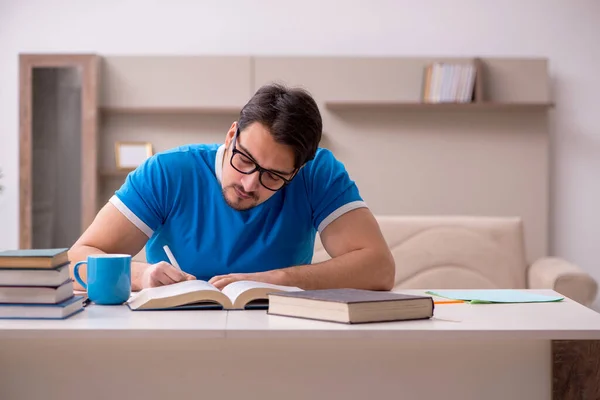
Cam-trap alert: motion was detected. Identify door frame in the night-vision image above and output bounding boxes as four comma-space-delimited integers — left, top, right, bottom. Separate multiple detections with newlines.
19, 54, 99, 249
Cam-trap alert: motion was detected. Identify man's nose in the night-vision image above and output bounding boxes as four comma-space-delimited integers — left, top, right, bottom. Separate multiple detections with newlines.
241, 172, 260, 192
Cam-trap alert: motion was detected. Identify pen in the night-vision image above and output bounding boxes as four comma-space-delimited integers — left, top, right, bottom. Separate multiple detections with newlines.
163, 245, 182, 271
434, 300, 465, 304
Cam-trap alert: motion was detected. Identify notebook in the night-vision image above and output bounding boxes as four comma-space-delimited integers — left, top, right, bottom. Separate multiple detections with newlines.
425, 289, 564, 304
267, 288, 434, 324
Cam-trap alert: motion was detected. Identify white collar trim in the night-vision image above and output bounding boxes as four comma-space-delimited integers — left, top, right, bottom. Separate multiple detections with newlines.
215, 144, 225, 183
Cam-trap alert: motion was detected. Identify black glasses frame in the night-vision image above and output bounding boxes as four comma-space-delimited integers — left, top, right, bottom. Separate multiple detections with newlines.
230, 128, 296, 192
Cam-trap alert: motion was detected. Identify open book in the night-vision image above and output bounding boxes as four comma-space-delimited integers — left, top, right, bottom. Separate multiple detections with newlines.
127, 280, 302, 311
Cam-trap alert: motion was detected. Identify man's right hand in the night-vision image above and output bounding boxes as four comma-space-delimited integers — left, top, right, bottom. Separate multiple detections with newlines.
141, 261, 196, 288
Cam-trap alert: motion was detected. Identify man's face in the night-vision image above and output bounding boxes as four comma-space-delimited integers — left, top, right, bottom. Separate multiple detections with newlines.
221, 122, 296, 211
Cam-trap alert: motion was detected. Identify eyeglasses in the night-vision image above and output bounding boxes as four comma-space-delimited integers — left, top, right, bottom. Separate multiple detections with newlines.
230, 128, 296, 191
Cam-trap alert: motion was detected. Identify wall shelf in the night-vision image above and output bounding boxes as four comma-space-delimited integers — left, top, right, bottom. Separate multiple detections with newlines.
324, 101, 554, 111
100, 106, 241, 115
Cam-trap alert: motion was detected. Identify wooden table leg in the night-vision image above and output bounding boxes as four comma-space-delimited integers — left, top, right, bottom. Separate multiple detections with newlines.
553, 340, 600, 400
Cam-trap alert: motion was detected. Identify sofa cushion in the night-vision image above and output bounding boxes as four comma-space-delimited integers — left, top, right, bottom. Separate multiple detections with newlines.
312, 215, 529, 290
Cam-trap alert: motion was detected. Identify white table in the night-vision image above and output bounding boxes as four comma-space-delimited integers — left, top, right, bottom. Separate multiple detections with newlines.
0, 289, 599, 400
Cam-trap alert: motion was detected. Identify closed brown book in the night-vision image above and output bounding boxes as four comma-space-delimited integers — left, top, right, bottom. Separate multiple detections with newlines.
267, 288, 434, 324
0, 248, 69, 269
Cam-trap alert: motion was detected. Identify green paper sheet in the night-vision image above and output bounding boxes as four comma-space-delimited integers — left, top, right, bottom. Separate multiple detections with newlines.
425, 289, 564, 304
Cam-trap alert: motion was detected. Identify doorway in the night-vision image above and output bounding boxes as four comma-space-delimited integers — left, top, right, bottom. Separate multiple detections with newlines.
19, 54, 98, 249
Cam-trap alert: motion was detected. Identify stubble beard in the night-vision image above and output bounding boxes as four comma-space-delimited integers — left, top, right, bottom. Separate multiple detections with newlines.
222, 185, 259, 211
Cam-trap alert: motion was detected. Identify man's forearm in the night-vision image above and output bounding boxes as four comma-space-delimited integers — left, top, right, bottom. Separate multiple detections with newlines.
68, 245, 150, 291
277, 248, 395, 291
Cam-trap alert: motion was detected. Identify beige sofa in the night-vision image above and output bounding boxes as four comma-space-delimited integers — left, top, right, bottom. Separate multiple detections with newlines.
312, 215, 598, 307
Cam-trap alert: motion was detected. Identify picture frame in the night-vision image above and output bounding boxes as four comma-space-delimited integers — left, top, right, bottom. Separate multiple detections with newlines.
115, 141, 153, 170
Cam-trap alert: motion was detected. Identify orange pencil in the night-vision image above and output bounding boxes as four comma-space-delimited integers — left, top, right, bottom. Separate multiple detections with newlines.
434, 299, 465, 304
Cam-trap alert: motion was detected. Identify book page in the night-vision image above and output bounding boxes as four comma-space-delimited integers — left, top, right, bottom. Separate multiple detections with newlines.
131, 280, 219, 301
222, 280, 301, 305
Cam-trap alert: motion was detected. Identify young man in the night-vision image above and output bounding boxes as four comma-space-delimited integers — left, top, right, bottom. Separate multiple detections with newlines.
69, 83, 395, 291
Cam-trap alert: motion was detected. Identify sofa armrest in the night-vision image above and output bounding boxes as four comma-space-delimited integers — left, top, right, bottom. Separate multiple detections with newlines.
528, 257, 598, 306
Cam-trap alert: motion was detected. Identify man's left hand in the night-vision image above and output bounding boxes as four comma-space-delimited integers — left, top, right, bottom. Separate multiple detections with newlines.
208, 270, 284, 290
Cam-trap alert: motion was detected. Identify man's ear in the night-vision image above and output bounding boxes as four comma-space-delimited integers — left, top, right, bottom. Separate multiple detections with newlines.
224, 121, 237, 148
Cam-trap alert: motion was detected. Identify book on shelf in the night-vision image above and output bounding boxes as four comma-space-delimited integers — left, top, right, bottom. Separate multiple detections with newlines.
127, 280, 302, 311
422, 62, 477, 104
267, 288, 434, 324
0, 248, 69, 269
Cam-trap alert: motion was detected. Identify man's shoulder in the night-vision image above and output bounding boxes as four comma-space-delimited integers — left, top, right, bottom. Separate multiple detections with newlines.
155, 143, 220, 162
129, 143, 221, 189
312, 147, 335, 161
146, 143, 220, 172
302, 147, 348, 177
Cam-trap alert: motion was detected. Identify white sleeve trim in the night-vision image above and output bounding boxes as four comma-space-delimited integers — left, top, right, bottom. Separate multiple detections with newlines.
317, 200, 369, 233
109, 195, 154, 238
215, 144, 225, 184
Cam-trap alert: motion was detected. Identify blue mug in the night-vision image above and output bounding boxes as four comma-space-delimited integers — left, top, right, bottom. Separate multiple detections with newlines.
73, 254, 132, 305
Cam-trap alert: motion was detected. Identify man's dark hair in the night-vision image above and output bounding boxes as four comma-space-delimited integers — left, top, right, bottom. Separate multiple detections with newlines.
238, 83, 323, 169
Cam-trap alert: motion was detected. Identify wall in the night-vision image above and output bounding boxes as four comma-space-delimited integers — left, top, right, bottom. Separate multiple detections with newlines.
0, 0, 599, 304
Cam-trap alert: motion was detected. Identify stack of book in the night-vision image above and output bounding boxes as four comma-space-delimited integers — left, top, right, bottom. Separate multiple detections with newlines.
0, 248, 84, 319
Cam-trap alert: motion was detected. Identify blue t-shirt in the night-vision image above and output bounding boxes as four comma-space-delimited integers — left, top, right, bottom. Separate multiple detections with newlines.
110, 143, 367, 281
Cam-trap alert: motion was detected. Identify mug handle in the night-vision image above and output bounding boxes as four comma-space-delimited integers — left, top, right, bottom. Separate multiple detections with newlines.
73, 261, 88, 290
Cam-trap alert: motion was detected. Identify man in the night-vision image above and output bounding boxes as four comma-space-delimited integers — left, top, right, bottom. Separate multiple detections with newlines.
69, 83, 395, 291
